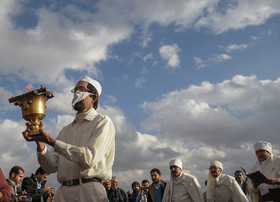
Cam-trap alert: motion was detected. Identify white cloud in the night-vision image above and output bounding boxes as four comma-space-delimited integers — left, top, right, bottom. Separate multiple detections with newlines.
143, 53, 153, 62
135, 77, 147, 88
0, 0, 278, 87
219, 44, 249, 53
159, 44, 180, 68
213, 54, 232, 62
195, 0, 280, 34
194, 53, 232, 69
194, 57, 206, 69
0, 0, 133, 86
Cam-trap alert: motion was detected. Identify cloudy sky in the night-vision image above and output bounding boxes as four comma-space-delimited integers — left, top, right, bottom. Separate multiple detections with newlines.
0, 0, 280, 192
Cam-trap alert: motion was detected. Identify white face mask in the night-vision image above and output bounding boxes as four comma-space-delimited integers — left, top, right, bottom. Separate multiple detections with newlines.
71, 91, 92, 107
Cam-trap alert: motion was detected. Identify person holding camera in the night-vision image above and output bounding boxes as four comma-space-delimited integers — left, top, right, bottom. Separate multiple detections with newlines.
136, 179, 150, 202
21, 167, 53, 202
6, 166, 31, 202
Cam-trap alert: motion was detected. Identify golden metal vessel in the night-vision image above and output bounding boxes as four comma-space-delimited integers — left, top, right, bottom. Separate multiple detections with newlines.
9, 86, 55, 136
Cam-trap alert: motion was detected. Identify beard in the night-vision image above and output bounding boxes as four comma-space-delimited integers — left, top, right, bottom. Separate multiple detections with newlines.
73, 100, 85, 112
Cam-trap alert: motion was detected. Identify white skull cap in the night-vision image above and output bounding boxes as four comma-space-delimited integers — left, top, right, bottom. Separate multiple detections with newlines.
209, 160, 223, 170
253, 141, 272, 154
169, 159, 182, 170
79, 76, 102, 96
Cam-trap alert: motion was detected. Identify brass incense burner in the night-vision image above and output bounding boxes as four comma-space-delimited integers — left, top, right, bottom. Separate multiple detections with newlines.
9, 86, 55, 136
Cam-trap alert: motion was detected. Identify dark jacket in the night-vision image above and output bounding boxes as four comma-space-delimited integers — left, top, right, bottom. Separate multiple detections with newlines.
21, 174, 46, 202
147, 180, 167, 202
128, 191, 139, 202
240, 180, 247, 195
108, 188, 128, 202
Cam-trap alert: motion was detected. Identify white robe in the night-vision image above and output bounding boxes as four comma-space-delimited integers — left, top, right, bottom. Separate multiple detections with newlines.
248, 154, 280, 202
162, 172, 204, 202
206, 174, 248, 202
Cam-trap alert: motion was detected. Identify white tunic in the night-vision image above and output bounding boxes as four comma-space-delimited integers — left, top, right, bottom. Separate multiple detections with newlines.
162, 172, 204, 202
248, 154, 280, 201
207, 174, 248, 202
37, 108, 116, 182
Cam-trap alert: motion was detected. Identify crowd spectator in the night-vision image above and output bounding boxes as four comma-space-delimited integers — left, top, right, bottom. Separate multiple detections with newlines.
234, 170, 247, 195
6, 166, 29, 201
147, 168, 166, 202
206, 160, 248, 202
22, 167, 53, 202
136, 179, 149, 202
162, 159, 204, 202
128, 181, 140, 202
108, 176, 127, 202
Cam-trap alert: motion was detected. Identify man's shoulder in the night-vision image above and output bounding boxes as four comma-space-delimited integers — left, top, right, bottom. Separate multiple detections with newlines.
22, 175, 35, 183
219, 174, 236, 185
182, 172, 197, 180
272, 154, 280, 161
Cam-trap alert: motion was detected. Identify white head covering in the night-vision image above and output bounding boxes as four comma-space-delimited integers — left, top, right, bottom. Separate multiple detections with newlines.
253, 141, 272, 154
209, 160, 223, 170
79, 76, 102, 96
169, 159, 182, 170
206, 160, 223, 201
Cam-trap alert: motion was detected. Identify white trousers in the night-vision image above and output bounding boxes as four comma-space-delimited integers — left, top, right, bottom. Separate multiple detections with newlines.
54, 181, 109, 202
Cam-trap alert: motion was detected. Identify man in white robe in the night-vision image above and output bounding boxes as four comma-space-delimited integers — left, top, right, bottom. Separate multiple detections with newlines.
206, 160, 248, 202
162, 159, 204, 202
22, 76, 116, 202
248, 141, 280, 202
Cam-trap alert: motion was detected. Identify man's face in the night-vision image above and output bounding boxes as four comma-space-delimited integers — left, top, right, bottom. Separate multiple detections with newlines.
103, 181, 111, 190
235, 172, 244, 183
133, 184, 140, 192
111, 178, 118, 189
209, 165, 222, 178
255, 149, 271, 162
11, 170, 24, 185
73, 81, 96, 113
170, 165, 181, 177
37, 173, 48, 183
150, 171, 161, 184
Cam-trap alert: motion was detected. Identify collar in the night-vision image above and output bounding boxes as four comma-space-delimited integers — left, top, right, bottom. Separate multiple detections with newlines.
72, 108, 97, 124
154, 181, 162, 189
7, 178, 18, 187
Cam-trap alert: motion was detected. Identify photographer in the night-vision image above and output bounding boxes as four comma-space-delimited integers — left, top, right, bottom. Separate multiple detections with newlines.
6, 166, 30, 202
21, 167, 53, 202
136, 180, 150, 202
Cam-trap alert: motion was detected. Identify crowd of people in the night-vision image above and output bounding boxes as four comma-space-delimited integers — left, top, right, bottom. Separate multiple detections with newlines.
0, 166, 54, 202
0, 76, 279, 202
101, 142, 280, 202
1, 140, 280, 202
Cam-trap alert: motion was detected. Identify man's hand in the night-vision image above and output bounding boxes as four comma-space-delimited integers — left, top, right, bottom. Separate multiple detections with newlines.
265, 178, 278, 185
22, 121, 56, 149
44, 187, 54, 195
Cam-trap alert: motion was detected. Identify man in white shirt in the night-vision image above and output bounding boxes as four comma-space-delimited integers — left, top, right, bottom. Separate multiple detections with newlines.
206, 160, 248, 202
248, 141, 280, 202
162, 159, 204, 202
22, 76, 116, 202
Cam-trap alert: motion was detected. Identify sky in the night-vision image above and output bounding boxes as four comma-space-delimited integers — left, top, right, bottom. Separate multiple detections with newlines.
0, 0, 280, 193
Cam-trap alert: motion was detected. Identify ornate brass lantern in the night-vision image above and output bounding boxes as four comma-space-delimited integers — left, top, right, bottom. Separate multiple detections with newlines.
9, 86, 55, 136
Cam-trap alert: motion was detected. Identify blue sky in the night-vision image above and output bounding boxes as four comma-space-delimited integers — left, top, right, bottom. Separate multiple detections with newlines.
0, 0, 280, 192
